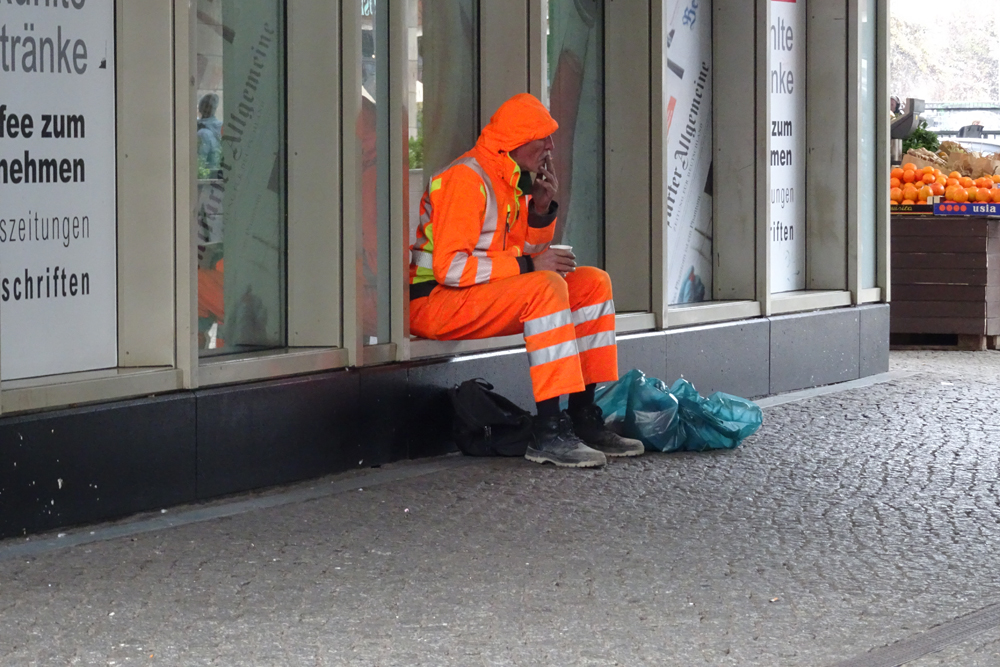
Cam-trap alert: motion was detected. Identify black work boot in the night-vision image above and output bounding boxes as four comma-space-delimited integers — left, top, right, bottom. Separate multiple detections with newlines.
568, 404, 645, 457
525, 412, 607, 468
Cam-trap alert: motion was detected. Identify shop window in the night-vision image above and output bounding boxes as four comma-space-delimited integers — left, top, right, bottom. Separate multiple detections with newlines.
195, 0, 287, 356
407, 0, 480, 247
547, 0, 605, 270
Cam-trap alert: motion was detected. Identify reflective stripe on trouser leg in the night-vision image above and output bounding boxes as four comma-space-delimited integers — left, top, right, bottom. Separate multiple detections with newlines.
523, 307, 586, 402
565, 268, 618, 386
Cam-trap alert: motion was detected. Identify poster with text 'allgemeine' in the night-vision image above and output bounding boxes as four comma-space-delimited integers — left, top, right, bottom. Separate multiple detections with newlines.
666, 0, 713, 305
0, 0, 118, 380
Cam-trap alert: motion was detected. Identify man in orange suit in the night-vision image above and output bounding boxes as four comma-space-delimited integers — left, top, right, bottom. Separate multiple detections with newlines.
409, 93, 643, 468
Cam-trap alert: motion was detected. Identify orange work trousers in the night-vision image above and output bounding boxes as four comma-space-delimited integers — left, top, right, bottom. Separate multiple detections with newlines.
410, 267, 618, 402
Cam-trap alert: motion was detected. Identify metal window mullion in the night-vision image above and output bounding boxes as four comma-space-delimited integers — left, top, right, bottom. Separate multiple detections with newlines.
287, 0, 343, 349
341, 0, 365, 366
875, 0, 890, 302
175, 0, 199, 388
650, 0, 668, 329
847, 0, 862, 303
388, 0, 410, 359
528, 0, 547, 103
756, 0, 772, 314
714, 0, 759, 305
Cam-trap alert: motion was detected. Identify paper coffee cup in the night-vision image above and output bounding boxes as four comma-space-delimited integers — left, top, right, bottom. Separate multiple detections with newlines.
549, 244, 573, 252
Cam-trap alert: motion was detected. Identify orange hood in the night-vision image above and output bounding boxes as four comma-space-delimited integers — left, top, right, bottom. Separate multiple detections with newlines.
477, 93, 559, 156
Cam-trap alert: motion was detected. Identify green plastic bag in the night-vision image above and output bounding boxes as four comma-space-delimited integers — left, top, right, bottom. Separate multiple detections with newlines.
595, 369, 679, 451
663, 378, 763, 452
595, 371, 762, 452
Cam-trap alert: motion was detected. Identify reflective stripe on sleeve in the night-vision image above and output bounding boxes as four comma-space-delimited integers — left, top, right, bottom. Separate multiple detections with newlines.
475, 257, 493, 284
571, 299, 616, 325
411, 249, 434, 270
523, 309, 572, 338
576, 330, 616, 353
444, 255, 468, 286
527, 339, 580, 367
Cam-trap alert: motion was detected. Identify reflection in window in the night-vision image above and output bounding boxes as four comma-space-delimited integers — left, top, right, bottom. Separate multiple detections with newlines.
196, 0, 286, 356
547, 0, 605, 269
406, 1, 480, 246
360, 0, 390, 345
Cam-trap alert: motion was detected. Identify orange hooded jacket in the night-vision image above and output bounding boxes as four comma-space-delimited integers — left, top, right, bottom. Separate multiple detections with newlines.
410, 93, 559, 288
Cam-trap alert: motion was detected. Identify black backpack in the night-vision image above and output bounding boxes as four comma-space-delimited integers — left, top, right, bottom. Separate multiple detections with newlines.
448, 379, 534, 456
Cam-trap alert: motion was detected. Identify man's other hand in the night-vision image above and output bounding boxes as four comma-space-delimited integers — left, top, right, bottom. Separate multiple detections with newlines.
533, 246, 576, 276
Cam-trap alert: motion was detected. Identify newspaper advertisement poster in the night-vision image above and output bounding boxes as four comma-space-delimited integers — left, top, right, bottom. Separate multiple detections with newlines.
666, 0, 713, 304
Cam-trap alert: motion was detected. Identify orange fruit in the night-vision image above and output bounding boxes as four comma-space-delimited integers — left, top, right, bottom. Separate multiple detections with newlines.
966, 187, 980, 202
930, 182, 945, 197
890, 187, 904, 203
978, 188, 993, 203
903, 184, 920, 201
974, 177, 989, 189
992, 189, 1000, 203
921, 173, 935, 184
919, 185, 933, 200
902, 169, 917, 183
891, 167, 904, 180
949, 171, 962, 179
953, 188, 969, 203
992, 174, 1000, 184
923, 166, 936, 175
947, 177, 961, 188
903, 162, 918, 171
960, 176, 974, 188
945, 185, 958, 201
901, 199, 915, 205
936, 175, 948, 186
890, 177, 901, 188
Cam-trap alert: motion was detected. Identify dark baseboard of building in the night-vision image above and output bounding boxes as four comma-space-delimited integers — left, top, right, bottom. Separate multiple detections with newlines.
0, 304, 889, 540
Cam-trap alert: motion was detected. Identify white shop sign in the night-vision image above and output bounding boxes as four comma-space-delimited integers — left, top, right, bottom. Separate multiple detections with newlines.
768, 0, 806, 292
0, 0, 117, 380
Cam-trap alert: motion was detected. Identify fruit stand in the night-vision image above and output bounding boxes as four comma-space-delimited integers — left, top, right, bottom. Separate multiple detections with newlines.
890, 148, 1000, 350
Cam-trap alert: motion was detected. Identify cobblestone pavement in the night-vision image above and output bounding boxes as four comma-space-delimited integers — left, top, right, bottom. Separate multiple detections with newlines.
2, 351, 1000, 666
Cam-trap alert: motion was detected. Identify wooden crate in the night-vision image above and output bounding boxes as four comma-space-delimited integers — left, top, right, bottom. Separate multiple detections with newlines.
891, 215, 1000, 348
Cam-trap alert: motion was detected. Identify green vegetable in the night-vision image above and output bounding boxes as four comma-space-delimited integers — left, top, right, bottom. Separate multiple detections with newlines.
902, 120, 940, 154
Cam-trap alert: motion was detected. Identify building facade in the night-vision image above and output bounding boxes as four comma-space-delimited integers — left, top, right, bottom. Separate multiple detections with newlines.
0, 0, 889, 539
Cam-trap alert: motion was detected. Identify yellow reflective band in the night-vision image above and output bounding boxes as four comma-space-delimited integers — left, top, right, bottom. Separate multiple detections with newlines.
480, 184, 487, 199
425, 223, 434, 246
508, 155, 522, 192
430, 178, 443, 193
412, 267, 435, 283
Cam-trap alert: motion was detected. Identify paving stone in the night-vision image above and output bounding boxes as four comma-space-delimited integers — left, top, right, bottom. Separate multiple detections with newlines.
1, 351, 1000, 666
